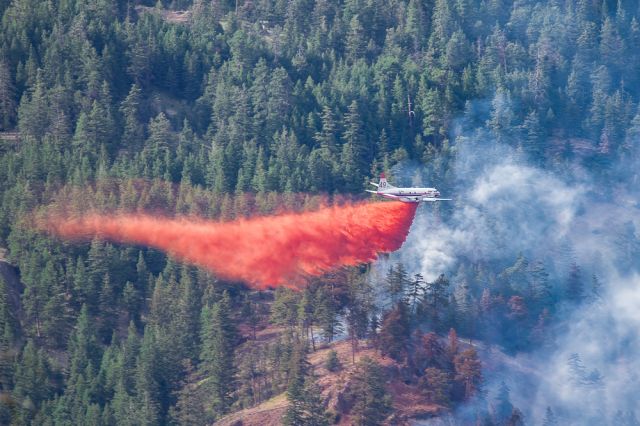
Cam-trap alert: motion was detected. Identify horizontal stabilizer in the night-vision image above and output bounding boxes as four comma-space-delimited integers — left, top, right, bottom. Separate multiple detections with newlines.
422, 197, 452, 202
369, 182, 379, 187
365, 190, 378, 193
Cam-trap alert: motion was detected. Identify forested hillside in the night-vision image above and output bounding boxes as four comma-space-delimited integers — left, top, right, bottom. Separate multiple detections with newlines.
1, 0, 640, 424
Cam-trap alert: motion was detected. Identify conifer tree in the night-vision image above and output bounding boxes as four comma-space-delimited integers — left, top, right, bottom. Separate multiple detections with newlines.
120, 84, 145, 151
17, 70, 49, 140
385, 263, 410, 304
378, 301, 410, 361
314, 286, 341, 342
543, 407, 559, 426
494, 381, 513, 424
200, 291, 237, 415
98, 273, 117, 344
453, 348, 482, 400
134, 326, 161, 425
566, 262, 584, 302
0, 60, 16, 130
349, 356, 392, 426
341, 100, 367, 191
421, 274, 450, 330
12, 340, 52, 423
169, 360, 209, 426
420, 367, 451, 405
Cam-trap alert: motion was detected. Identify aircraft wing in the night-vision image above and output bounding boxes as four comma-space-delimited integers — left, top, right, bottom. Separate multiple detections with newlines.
422, 197, 452, 202
365, 190, 402, 199
380, 193, 400, 198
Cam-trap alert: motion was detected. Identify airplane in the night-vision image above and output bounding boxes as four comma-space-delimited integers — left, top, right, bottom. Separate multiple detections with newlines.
366, 173, 451, 203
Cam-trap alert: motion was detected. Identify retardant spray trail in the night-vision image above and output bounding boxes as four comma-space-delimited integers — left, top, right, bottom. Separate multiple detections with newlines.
39, 201, 417, 288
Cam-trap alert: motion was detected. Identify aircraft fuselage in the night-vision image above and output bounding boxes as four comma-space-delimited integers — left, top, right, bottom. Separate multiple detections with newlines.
367, 174, 450, 202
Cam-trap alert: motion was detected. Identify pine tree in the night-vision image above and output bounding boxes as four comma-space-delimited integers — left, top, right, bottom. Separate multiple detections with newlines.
385, 263, 410, 304
453, 348, 482, 400
144, 112, 173, 177
345, 270, 373, 362
0, 324, 14, 393
12, 340, 52, 423
314, 286, 341, 342
494, 381, 513, 424
421, 274, 450, 331
41, 277, 71, 348
87, 239, 108, 312
17, 70, 49, 140
420, 367, 451, 405
528, 260, 552, 308
0, 277, 15, 349
284, 344, 309, 416
405, 0, 427, 53
507, 408, 525, 426
0, 60, 16, 130
67, 305, 100, 380
169, 360, 209, 426
121, 321, 140, 394
283, 343, 328, 426
566, 262, 584, 302
407, 273, 425, 316
271, 287, 300, 331
346, 15, 366, 61
447, 328, 458, 358
325, 350, 341, 372
176, 267, 201, 361
120, 84, 145, 151
200, 291, 237, 415
134, 326, 161, 425
378, 302, 410, 361
349, 356, 392, 426
98, 273, 117, 344
341, 100, 367, 192
543, 407, 559, 426
314, 105, 338, 152
522, 110, 544, 160
488, 88, 515, 144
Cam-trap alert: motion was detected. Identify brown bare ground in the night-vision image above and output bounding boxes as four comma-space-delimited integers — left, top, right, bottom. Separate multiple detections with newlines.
135, 6, 191, 24
214, 394, 288, 426
216, 330, 443, 426
0, 132, 19, 144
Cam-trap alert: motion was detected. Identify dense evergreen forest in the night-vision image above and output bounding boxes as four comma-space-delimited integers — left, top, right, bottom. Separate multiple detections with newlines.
1, 0, 640, 424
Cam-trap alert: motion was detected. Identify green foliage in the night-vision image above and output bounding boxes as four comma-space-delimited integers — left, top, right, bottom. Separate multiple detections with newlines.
283, 344, 329, 426
349, 356, 392, 426
453, 348, 482, 400
0, 0, 636, 423
200, 291, 238, 416
420, 367, 451, 405
325, 350, 341, 372
378, 301, 410, 361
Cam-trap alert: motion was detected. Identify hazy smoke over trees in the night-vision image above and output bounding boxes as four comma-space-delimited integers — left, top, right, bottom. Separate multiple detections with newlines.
387, 99, 640, 423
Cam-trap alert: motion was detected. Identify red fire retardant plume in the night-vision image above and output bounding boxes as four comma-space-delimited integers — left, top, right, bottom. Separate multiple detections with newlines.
40, 201, 417, 289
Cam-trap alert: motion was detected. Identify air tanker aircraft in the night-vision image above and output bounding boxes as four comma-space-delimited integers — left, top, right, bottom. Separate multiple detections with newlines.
366, 173, 451, 203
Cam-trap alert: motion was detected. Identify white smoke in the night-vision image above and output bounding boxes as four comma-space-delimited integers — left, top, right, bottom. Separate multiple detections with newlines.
395, 136, 587, 282
379, 111, 640, 423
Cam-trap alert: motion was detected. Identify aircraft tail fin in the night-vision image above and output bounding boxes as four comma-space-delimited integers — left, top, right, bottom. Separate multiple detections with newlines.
378, 172, 395, 190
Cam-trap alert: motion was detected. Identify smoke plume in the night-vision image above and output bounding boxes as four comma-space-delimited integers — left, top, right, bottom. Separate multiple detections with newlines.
390, 97, 640, 424
38, 201, 417, 288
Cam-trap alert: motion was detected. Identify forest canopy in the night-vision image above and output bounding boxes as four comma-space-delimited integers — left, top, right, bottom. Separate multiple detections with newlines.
1, 0, 639, 424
